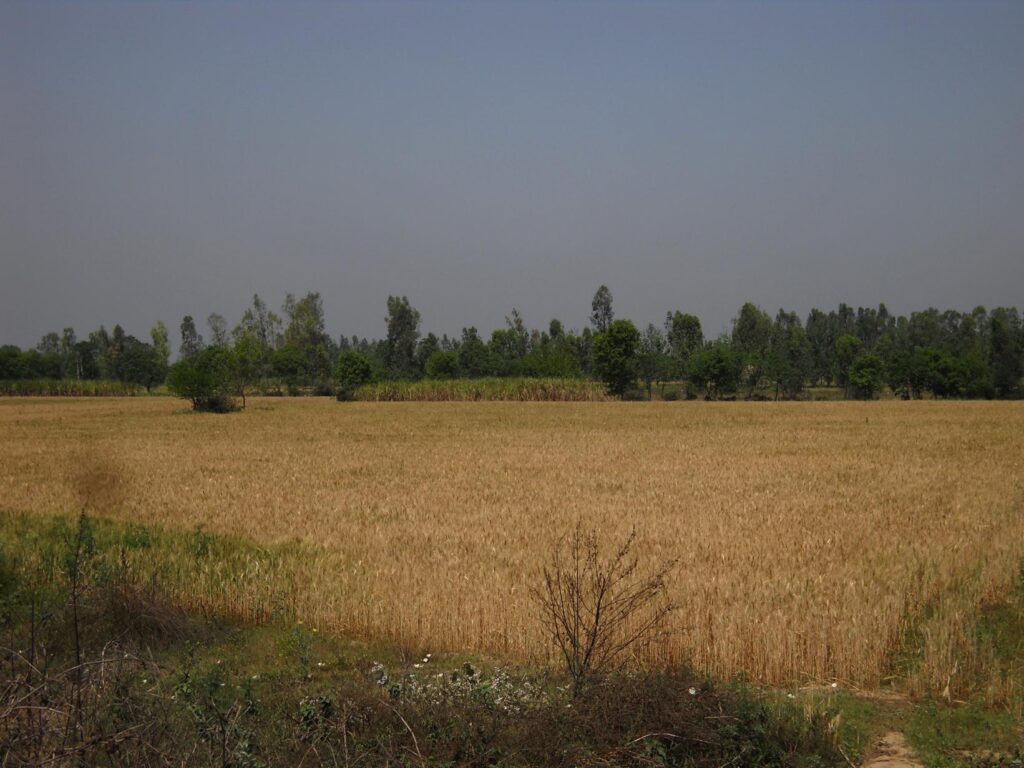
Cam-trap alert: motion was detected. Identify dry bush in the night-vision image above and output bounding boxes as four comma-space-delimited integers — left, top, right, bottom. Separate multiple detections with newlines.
533, 523, 676, 695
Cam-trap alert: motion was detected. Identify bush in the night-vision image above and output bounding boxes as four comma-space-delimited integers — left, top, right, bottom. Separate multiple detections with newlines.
532, 524, 676, 697
167, 346, 239, 412
334, 350, 374, 400
425, 350, 459, 380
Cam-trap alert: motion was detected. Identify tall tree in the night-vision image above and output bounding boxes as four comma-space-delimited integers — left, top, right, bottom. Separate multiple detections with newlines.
590, 285, 614, 333
990, 308, 1023, 397
664, 311, 703, 378
384, 295, 421, 379
179, 316, 204, 362
207, 313, 230, 347
150, 321, 170, 371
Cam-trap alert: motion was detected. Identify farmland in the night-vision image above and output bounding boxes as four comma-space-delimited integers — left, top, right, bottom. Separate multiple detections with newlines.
1, 397, 1022, 704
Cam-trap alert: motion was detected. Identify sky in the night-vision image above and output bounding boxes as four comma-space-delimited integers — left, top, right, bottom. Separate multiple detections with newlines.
1, 1, 1022, 348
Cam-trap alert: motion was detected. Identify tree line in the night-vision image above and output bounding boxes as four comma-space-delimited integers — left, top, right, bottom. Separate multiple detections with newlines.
2, 287, 1022, 402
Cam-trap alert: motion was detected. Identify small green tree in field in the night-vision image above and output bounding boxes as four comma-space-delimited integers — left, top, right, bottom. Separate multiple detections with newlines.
593, 319, 640, 397
167, 346, 239, 412
334, 350, 374, 400
849, 353, 885, 400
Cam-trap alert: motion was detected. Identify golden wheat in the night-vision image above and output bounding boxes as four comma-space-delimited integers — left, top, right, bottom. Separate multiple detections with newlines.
1, 397, 1021, 696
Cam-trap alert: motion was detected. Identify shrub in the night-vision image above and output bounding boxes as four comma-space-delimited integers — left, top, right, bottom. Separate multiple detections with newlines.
167, 346, 239, 412
425, 350, 459, 380
334, 350, 374, 400
532, 524, 676, 697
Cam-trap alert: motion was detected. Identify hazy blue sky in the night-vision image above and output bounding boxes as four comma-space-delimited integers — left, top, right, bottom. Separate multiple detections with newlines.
2, 1, 1022, 347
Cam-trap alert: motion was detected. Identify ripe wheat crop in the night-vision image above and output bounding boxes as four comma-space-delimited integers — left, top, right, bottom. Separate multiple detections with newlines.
1, 397, 1021, 700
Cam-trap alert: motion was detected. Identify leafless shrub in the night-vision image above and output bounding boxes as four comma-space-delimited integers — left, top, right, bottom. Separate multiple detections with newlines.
532, 522, 677, 697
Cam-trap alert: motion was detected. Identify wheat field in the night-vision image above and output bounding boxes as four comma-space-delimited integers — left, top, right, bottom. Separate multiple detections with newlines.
1, 397, 1022, 696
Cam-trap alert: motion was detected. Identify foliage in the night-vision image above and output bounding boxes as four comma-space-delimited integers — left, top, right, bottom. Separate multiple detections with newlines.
848, 353, 884, 399
688, 340, 743, 398
167, 346, 240, 412
334, 350, 374, 399
592, 319, 640, 396
590, 284, 614, 333
384, 295, 421, 379
356, 376, 608, 401
425, 349, 459, 379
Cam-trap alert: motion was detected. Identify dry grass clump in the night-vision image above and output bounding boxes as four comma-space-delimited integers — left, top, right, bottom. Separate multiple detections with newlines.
355, 377, 609, 401
0, 397, 1022, 699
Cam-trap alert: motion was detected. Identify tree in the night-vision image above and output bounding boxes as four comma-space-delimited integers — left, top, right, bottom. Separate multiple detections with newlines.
732, 303, 772, 396
456, 327, 492, 378
590, 285, 614, 334
637, 324, 668, 399
849, 354, 884, 399
207, 313, 229, 347
664, 311, 703, 379
179, 316, 204, 362
60, 327, 79, 379
272, 346, 306, 395
425, 350, 459, 380
167, 346, 239, 412
990, 308, 1022, 397
283, 292, 330, 376
150, 321, 171, 372
592, 319, 640, 397
120, 337, 165, 391
532, 524, 676, 697
334, 350, 374, 400
834, 335, 863, 394
767, 311, 812, 399
384, 296, 421, 379
688, 341, 743, 400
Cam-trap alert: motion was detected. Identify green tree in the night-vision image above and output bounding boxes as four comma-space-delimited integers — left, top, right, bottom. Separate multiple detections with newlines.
990, 308, 1022, 397
590, 285, 614, 333
732, 303, 772, 396
767, 311, 812, 399
664, 311, 703, 379
848, 353, 884, 399
334, 350, 374, 399
150, 321, 171, 373
179, 316, 204, 362
425, 350, 459, 380
834, 335, 863, 394
272, 346, 306, 395
456, 327, 492, 378
688, 341, 743, 400
167, 346, 239, 412
120, 337, 165, 391
384, 296, 421, 379
592, 319, 640, 397
637, 324, 669, 398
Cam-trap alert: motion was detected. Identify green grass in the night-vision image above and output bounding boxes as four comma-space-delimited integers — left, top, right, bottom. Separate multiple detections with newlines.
355, 376, 610, 401
0, 378, 150, 396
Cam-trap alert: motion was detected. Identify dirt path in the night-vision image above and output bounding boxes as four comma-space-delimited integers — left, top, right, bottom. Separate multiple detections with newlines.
861, 732, 923, 768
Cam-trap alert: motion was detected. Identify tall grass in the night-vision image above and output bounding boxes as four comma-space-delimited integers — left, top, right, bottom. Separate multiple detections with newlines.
0, 379, 144, 396
355, 377, 609, 401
